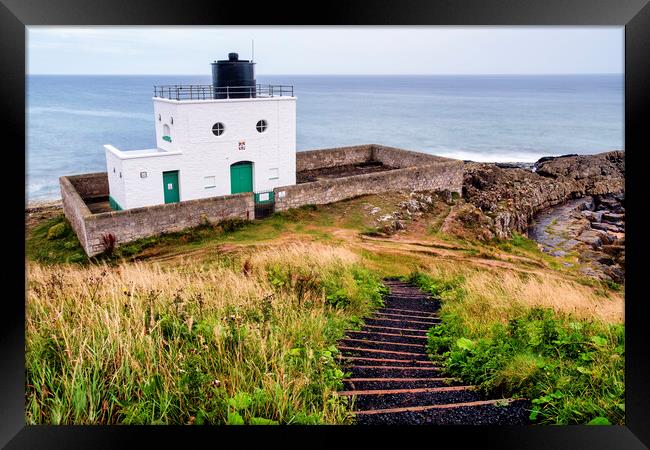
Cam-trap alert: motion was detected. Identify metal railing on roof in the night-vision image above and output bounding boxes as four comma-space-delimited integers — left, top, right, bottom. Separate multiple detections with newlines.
153, 84, 294, 100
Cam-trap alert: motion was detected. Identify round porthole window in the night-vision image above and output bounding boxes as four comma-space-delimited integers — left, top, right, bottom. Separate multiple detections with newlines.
212, 122, 225, 136
256, 120, 268, 133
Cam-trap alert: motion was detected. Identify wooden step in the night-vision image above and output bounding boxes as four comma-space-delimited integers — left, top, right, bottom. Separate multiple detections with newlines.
366, 316, 439, 325
349, 365, 442, 371
385, 293, 426, 296
339, 385, 475, 396
347, 330, 427, 340
339, 346, 427, 358
340, 337, 424, 348
381, 307, 439, 316
339, 356, 435, 364
354, 398, 523, 415
345, 377, 457, 382
362, 324, 429, 334
375, 312, 439, 321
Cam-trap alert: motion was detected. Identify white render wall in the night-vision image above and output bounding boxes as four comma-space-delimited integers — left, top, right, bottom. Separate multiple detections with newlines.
105, 96, 296, 210
122, 152, 184, 209
105, 147, 125, 208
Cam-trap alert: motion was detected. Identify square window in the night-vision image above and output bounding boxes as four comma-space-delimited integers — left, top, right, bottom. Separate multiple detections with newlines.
269, 168, 279, 180
204, 176, 216, 188
140, 171, 147, 178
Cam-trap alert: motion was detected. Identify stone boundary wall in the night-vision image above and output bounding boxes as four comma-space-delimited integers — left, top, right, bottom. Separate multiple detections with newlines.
295, 144, 456, 172
61, 173, 254, 256
276, 146, 463, 211
61, 145, 463, 256
60, 175, 93, 252
84, 194, 253, 255
296, 145, 374, 172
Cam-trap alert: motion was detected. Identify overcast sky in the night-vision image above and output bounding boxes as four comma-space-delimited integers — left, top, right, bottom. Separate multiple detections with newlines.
27, 26, 623, 75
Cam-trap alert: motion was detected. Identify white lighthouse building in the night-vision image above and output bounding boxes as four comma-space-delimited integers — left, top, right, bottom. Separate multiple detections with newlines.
104, 52, 296, 210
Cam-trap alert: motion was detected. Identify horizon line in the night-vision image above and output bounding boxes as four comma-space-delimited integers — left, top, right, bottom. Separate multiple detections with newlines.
28, 72, 623, 76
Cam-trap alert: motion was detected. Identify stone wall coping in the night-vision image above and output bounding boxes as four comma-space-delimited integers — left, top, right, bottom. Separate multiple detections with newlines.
372, 144, 459, 163
297, 143, 375, 157
66, 172, 108, 182
296, 143, 460, 166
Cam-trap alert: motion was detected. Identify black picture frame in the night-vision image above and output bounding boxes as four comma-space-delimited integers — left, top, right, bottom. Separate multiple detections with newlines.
3, 0, 649, 447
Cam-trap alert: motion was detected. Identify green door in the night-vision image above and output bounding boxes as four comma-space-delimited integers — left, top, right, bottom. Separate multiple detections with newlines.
230, 162, 253, 194
162, 170, 180, 204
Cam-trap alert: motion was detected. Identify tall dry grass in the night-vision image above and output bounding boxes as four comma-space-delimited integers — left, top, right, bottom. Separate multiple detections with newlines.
26, 243, 381, 425
417, 260, 623, 334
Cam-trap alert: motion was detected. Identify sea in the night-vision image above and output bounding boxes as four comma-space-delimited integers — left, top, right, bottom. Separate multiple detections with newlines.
26, 74, 623, 202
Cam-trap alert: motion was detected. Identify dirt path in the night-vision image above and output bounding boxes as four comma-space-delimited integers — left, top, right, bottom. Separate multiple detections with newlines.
337, 278, 529, 425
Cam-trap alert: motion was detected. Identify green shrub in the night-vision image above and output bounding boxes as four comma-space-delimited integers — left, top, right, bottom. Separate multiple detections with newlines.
604, 280, 622, 292
266, 262, 385, 311
428, 306, 624, 425
113, 236, 160, 258
47, 222, 67, 240
321, 266, 386, 309
359, 227, 384, 237
27, 215, 86, 264
271, 205, 316, 223
218, 218, 249, 233
68, 253, 85, 263
509, 232, 539, 252
405, 271, 465, 301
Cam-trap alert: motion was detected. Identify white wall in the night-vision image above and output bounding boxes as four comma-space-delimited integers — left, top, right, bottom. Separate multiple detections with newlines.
121, 153, 184, 209
105, 96, 297, 208
154, 101, 179, 152
104, 146, 125, 208
105, 96, 296, 209
277, 99, 297, 186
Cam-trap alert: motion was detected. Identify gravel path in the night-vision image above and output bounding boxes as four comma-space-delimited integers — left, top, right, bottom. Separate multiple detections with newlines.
338, 278, 530, 425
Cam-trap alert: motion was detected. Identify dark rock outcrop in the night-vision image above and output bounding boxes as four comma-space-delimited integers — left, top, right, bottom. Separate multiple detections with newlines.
462, 151, 624, 239
534, 151, 625, 180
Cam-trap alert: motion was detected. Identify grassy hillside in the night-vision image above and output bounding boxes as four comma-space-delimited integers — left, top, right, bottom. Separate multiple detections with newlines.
26, 243, 386, 424
25, 192, 624, 424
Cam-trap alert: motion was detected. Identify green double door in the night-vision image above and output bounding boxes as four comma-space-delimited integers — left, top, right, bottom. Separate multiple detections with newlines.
163, 170, 180, 204
230, 162, 253, 194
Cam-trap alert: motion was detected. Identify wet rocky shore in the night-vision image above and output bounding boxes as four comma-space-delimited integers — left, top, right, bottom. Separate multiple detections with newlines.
528, 193, 625, 283
458, 151, 625, 283
462, 151, 625, 239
